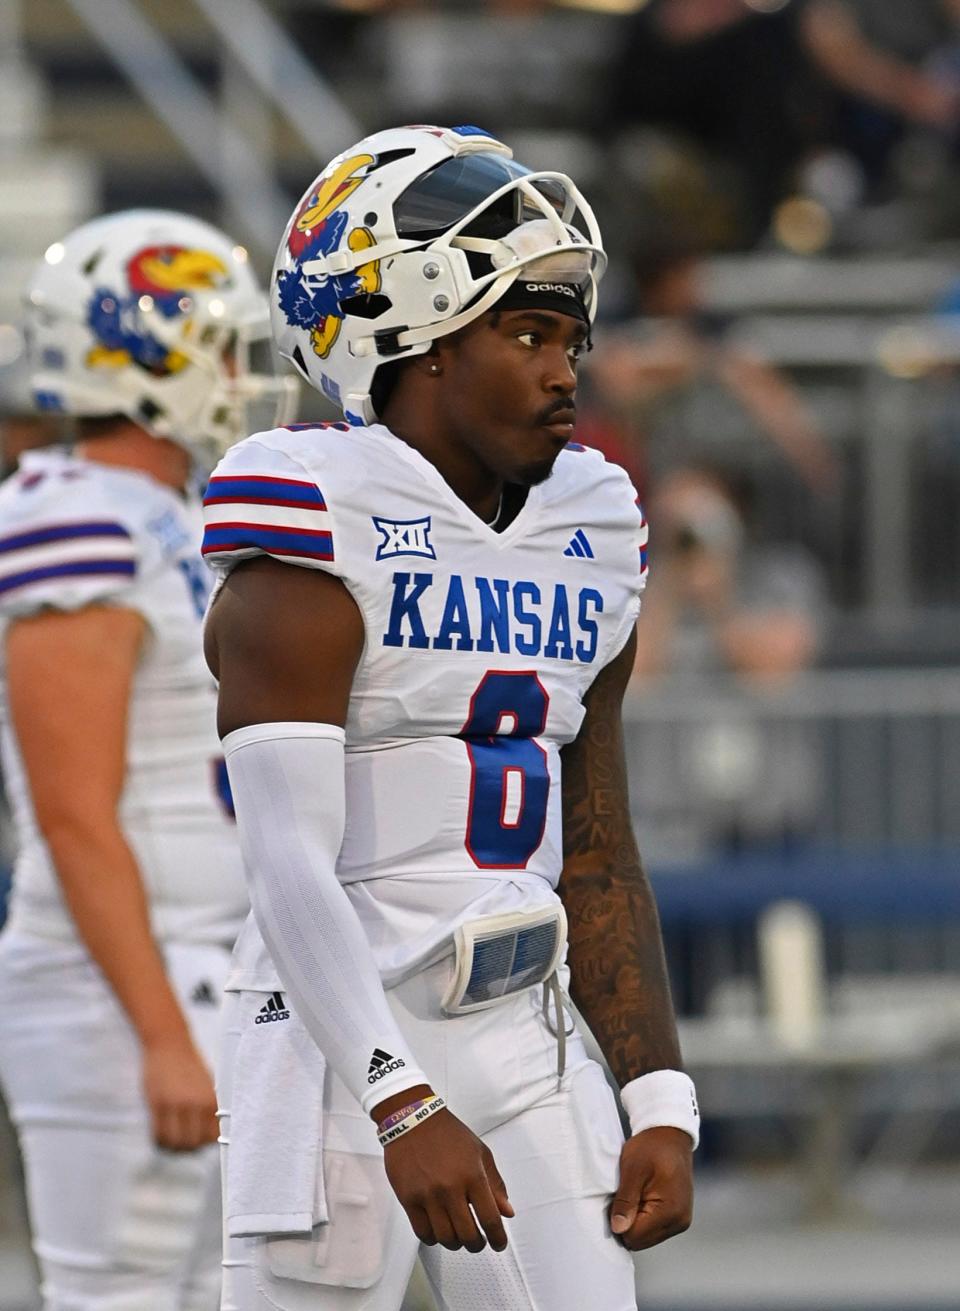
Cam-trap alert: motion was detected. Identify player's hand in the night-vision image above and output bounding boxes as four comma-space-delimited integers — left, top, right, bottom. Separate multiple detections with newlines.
382, 1108, 514, 1253
609, 1126, 693, 1251
142, 1035, 219, 1152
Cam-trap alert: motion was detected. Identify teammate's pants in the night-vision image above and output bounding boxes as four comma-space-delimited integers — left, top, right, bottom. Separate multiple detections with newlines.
218, 957, 638, 1311
0, 931, 231, 1311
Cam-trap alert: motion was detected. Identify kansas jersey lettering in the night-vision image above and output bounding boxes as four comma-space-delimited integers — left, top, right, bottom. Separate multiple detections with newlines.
381, 572, 604, 661
203, 423, 646, 985
0, 449, 247, 945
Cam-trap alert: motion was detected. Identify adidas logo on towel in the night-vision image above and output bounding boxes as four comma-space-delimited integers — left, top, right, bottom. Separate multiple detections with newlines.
255, 991, 290, 1024
191, 980, 216, 1006
367, 1047, 406, 1084
563, 529, 594, 559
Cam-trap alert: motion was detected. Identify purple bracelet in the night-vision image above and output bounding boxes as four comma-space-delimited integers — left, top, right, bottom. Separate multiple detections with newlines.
378, 1095, 435, 1133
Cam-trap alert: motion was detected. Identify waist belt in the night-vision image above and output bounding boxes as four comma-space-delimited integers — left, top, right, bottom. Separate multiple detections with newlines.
441, 903, 573, 1079
441, 903, 567, 1015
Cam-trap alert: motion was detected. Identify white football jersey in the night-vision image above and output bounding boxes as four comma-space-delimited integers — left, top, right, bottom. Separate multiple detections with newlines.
202, 422, 647, 985
0, 448, 246, 945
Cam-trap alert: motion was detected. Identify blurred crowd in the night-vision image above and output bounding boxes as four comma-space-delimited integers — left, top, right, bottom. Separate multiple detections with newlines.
573, 240, 833, 692
4, 0, 960, 730
267, 0, 960, 708
294, 0, 960, 255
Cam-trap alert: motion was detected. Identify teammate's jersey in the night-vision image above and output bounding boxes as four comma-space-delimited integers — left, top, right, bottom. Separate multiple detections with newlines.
202, 423, 647, 985
0, 449, 246, 945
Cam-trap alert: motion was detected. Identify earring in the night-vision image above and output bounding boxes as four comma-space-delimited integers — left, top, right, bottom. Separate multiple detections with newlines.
429, 364, 440, 374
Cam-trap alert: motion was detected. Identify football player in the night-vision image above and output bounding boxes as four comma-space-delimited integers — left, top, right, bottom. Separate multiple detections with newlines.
204, 127, 698, 1311
0, 210, 296, 1310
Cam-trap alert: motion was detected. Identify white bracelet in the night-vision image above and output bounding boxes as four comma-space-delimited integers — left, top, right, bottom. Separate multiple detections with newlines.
620, 1070, 700, 1150
377, 1094, 446, 1147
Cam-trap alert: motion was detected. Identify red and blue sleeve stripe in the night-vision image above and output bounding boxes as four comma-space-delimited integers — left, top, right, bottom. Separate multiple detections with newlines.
201, 523, 334, 562
202, 469, 334, 564
203, 474, 326, 511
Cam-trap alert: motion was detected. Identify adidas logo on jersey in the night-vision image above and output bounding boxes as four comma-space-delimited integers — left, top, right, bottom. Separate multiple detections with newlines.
255, 991, 290, 1024
563, 529, 594, 559
367, 1047, 406, 1084
191, 979, 216, 1006
524, 281, 576, 298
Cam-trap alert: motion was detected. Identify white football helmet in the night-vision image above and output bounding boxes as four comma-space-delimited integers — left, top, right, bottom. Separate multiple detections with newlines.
25, 209, 298, 461
271, 124, 606, 423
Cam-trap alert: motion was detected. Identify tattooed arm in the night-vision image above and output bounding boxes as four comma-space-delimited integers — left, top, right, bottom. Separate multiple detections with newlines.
559, 627, 693, 1250
559, 627, 680, 1080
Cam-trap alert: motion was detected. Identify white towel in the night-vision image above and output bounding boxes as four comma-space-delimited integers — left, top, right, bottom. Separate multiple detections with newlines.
224, 994, 327, 1237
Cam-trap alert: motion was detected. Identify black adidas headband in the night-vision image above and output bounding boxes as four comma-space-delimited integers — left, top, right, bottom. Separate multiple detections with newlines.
493, 277, 590, 326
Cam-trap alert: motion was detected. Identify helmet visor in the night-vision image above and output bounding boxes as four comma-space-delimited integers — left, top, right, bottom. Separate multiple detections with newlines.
394, 153, 568, 239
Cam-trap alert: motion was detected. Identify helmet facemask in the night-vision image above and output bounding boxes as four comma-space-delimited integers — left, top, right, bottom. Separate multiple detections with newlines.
333, 163, 604, 350
117, 298, 298, 465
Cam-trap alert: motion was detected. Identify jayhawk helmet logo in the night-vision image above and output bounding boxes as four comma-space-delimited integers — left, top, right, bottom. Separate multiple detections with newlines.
86, 245, 229, 375
276, 153, 382, 360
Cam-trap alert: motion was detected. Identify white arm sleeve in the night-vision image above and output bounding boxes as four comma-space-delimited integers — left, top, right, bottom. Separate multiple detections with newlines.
223, 721, 429, 1114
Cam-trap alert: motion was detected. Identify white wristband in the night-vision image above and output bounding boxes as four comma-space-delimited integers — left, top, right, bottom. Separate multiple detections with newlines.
620, 1070, 700, 1150
377, 1094, 447, 1146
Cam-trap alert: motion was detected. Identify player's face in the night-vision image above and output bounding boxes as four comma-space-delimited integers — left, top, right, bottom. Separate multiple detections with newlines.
438, 309, 588, 487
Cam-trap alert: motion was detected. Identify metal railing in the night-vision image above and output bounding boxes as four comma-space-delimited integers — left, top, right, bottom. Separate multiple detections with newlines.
58, 0, 360, 260
623, 667, 960, 863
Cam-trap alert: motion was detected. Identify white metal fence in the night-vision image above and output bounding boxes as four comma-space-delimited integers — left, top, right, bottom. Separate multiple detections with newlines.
623, 668, 960, 865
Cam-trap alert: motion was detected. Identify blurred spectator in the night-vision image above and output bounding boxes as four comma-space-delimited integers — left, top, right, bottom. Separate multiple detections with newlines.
612, 0, 960, 243
628, 465, 827, 860
582, 242, 838, 496
802, 0, 960, 188
367, 3, 613, 136
611, 0, 825, 243
633, 466, 825, 683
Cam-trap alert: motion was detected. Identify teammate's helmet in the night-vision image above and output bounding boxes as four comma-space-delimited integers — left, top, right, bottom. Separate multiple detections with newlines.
271, 124, 606, 423
25, 209, 297, 461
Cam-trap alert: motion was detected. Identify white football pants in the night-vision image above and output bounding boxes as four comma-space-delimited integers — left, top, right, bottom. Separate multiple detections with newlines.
218, 957, 638, 1311
0, 931, 231, 1311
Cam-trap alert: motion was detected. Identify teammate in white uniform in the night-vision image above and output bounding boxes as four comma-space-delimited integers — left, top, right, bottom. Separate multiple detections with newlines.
204, 127, 698, 1311
0, 210, 296, 1311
